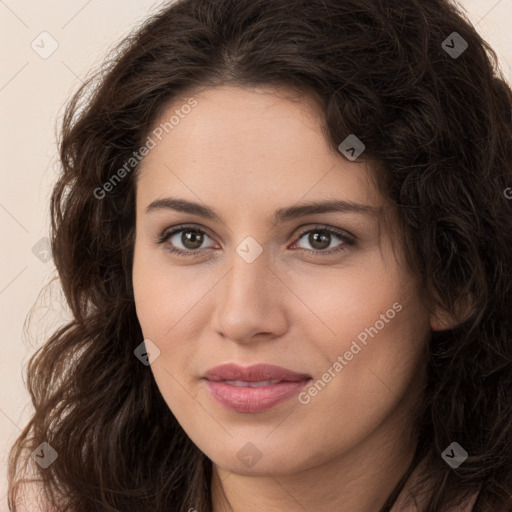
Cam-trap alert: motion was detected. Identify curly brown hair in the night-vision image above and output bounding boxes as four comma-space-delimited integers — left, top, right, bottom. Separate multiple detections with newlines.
7, 0, 512, 511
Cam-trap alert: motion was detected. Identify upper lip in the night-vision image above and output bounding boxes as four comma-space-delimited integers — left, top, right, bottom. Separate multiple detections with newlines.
203, 363, 311, 382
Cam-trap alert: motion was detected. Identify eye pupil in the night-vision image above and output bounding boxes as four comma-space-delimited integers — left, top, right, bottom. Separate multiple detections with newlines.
309, 231, 330, 250
183, 230, 203, 249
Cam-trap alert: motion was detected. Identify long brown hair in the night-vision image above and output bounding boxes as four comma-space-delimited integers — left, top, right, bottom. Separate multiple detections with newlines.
8, 0, 512, 510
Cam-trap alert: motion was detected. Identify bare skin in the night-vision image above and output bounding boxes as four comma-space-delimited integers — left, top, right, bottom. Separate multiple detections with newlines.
132, 85, 454, 512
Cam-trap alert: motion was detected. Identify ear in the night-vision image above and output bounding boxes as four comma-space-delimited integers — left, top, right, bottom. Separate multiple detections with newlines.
429, 294, 475, 331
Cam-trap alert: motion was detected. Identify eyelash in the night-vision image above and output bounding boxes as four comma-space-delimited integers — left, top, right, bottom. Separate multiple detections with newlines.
155, 224, 356, 259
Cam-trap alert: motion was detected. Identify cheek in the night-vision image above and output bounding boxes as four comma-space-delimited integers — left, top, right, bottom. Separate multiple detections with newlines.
291, 269, 428, 456
291, 257, 417, 345
132, 255, 203, 417
301, 261, 428, 394
132, 245, 212, 389
294, 256, 430, 411
133, 243, 197, 337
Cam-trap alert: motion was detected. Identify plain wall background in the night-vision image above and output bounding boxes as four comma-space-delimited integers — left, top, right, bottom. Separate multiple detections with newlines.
1, 0, 511, 508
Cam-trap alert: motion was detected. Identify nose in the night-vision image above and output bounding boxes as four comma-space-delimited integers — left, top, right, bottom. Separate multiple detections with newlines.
210, 242, 289, 344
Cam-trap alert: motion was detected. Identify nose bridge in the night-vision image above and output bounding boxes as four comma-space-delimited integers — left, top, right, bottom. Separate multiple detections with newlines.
212, 236, 287, 341
224, 238, 272, 309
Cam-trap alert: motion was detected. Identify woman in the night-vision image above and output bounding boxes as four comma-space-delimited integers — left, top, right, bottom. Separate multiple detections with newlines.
7, 0, 512, 510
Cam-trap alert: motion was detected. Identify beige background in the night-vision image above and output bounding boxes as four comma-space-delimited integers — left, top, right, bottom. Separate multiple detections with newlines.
0, 0, 511, 508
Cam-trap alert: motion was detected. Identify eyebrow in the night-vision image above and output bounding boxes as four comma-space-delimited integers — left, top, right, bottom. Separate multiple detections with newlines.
145, 197, 377, 226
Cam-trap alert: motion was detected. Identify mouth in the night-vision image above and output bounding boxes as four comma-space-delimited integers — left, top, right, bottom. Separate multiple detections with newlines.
202, 363, 312, 413
220, 379, 285, 387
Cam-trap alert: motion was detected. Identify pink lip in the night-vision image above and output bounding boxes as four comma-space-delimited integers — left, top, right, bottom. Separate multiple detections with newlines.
202, 363, 311, 413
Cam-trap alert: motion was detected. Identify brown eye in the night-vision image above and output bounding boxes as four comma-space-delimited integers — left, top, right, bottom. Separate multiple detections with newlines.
179, 229, 205, 250
157, 226, 216, 256
294, 227, 354, 254
306, 231, 332, 250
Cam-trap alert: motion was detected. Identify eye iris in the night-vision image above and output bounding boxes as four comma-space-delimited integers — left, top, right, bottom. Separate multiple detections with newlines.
182, 230, 203, 249
309, 231, 330, 250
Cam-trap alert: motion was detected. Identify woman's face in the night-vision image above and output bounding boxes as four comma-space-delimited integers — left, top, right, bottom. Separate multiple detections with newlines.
132, 85, 433, 476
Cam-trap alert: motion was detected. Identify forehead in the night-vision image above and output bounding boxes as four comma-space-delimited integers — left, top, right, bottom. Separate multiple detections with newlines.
136, 85, 381, 211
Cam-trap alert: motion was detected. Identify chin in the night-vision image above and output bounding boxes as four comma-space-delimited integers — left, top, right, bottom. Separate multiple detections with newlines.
203, 433, 327, 477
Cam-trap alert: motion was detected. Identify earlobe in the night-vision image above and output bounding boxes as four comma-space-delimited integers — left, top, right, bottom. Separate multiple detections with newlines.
429, 294, 475, 331
429, 310, 458, 331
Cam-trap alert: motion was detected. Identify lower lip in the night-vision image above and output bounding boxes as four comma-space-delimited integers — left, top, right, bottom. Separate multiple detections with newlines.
204, 379, 310, 413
